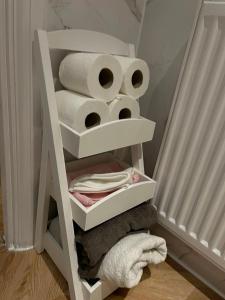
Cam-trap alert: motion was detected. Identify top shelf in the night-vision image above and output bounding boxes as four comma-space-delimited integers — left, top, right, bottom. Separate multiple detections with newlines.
60, 117, 155, 158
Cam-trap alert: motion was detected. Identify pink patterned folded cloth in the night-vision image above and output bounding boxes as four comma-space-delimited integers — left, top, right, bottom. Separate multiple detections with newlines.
67, 162, 140, 207
72, 191, 112, 207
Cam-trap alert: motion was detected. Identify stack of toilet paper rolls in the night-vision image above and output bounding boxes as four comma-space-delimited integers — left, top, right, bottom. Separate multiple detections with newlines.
56, 52, 150, 133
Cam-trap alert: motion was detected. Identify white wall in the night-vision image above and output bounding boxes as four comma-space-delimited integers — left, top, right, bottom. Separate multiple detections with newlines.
138, 0, 202, 176
47, 0, 146, 45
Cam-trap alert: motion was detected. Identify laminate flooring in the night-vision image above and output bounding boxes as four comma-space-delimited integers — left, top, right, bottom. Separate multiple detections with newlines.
0, 247, 222, 300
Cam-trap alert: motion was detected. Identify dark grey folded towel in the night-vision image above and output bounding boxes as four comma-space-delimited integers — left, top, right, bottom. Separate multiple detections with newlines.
49, 202, 157, 279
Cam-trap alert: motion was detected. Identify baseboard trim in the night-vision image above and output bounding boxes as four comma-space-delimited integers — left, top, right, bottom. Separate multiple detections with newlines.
8, 245, 34, 252
153, 224, 225, 299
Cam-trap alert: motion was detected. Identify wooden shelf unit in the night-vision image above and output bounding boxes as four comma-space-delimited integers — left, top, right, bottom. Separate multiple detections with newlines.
34, 29, 156, 300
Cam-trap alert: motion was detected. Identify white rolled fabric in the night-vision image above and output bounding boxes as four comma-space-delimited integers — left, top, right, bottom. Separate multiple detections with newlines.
98, 233, 167, 288
108, 94, 140, 120
69, 167, 135, 193
59, 53, 123, 102
114, 56, 150, 98
56, 90, 109, 133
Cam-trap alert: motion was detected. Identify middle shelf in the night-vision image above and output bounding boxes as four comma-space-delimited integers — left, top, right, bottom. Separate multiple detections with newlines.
50, 153, 156, 231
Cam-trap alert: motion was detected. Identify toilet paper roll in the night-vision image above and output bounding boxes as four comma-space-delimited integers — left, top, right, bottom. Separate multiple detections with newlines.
59, 53, 122, 102
108, 95, 140, 121
56, 90, 109, 133
114, 56, 150, 99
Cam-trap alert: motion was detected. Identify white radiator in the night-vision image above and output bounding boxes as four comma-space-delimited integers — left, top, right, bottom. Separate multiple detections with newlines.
153, 1, 225, 271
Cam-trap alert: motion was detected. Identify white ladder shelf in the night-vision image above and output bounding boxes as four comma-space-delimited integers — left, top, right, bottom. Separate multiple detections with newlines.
34, 29, 156, 300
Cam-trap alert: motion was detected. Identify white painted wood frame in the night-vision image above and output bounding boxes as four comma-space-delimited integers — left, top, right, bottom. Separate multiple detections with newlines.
34, 29, 156, 300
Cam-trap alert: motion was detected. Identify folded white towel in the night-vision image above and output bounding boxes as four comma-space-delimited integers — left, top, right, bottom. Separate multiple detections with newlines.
69, 167, 136, 193
98, 233, 167, 288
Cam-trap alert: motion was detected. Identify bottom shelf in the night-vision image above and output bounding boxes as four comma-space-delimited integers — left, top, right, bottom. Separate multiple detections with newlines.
82, 278, 117, 300
43, 230, 118, 300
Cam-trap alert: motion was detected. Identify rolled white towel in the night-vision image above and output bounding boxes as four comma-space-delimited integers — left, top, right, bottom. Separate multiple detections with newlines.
98, 233, 167, 288
68, 167, 137, 193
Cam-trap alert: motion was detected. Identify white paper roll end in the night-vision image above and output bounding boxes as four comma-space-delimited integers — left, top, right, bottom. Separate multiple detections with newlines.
115, 57, 150, 99
108, 94, 140, 121
59, 53, 123, 102
88, 54, 123, 102
56, 90, 109, 133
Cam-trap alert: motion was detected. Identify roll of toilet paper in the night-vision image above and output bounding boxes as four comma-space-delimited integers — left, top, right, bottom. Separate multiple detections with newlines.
108, 95, 140, 121
59, 53, 122, 102
114, 56, 150, 99
56, 90, 109, 133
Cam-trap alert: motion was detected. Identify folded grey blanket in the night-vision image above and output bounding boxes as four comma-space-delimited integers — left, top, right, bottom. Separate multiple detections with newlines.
49, 202, 157, 279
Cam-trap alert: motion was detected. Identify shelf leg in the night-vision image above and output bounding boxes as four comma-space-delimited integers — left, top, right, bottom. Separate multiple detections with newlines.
35, 129, 50, 253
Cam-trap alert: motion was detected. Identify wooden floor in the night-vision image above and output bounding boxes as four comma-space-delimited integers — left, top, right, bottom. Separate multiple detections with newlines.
0, 246, 222, 300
